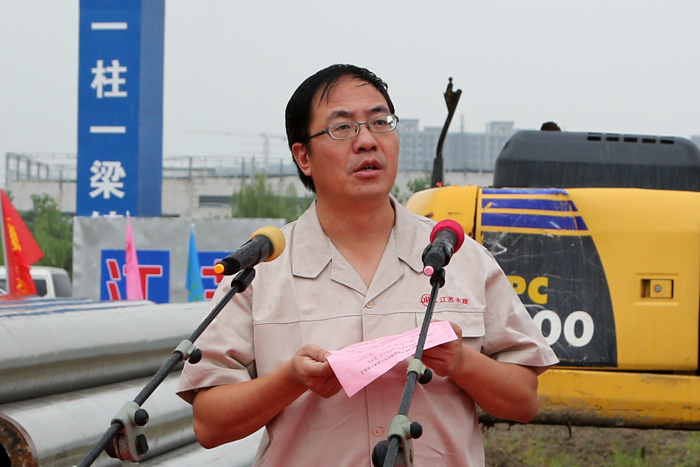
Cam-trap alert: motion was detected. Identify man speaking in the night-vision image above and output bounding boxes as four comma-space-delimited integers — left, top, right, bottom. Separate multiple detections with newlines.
177, 64, 558, 466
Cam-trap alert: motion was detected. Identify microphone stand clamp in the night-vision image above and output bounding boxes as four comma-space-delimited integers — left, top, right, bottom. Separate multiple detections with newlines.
105, 401, 150, 464
384, 414, 423, 467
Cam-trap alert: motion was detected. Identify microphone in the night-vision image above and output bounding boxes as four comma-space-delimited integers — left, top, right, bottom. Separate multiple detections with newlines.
213, 226, 286, 275
422, 220, 465, 276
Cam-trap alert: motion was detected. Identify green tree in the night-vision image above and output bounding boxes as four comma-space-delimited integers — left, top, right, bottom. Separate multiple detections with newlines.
20, 194, 73, 276
283, 182, 315, 221
406, 177, 430, 195
232, 174, 314, 222
392, 177, 432, 205
391, 184, 408, 204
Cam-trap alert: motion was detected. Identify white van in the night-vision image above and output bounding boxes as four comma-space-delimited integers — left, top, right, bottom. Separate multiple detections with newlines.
0, 266, 72, 297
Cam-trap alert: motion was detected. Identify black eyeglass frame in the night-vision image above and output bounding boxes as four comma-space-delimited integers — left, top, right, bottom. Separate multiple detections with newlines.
306, 114, 400, 141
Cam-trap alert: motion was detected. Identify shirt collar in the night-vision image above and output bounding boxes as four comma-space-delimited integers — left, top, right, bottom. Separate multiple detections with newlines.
391, 195, 430, 274
290, 195, 428, 279
291, 201, 331, 279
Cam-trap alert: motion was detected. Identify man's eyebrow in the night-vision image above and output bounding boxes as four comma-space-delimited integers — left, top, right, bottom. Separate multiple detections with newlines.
370, 105, 390, 114
327, 110, 352, 120
326, 105, 390, 121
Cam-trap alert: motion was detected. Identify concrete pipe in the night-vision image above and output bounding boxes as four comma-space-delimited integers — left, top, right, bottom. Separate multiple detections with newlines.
0, 298, 151, 314
0, 300, 208, 404
142, 430, 264, 467
0, 374, 194, 467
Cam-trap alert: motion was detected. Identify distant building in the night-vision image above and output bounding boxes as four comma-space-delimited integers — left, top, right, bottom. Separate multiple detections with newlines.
398, 119, 518, 172
692, 135, 700, 149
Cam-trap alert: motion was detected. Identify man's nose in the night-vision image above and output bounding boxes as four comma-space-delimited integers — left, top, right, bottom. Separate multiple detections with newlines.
353, 124, 378, 151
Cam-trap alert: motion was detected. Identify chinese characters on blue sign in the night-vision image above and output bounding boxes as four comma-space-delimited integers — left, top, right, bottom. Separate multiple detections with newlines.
197, 251, 233, 300
77, 0, 164, 217
99, 249, 231, 304
100, 249, 170, 303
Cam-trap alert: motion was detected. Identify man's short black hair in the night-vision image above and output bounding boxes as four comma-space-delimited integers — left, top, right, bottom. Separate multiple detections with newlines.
285, 64, 395, 193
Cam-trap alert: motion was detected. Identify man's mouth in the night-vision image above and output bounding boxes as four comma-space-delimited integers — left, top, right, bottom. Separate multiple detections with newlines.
356, 160, 381, 172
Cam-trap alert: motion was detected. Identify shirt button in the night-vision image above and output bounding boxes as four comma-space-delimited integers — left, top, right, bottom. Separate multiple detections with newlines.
372, 426, 383, 437
366, 301, 374, 309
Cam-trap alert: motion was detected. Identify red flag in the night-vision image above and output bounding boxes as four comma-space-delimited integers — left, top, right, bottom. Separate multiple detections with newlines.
1, 190, 43, 295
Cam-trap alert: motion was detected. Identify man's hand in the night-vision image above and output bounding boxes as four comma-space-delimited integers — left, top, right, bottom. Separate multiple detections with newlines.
290, 344, 342, 398
192, 344, 342, 447
421, 321, 465, 377
420, 320, 542, 423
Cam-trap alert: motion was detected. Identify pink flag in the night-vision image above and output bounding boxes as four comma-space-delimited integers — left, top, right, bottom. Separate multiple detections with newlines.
125, 212, 144, 300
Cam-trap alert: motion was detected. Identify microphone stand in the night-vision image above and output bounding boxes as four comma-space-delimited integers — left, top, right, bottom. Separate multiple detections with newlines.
372, 268, 446, 467
76, 267, 256, 467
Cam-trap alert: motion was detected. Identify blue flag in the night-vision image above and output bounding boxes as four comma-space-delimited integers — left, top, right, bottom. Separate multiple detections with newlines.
186, 225, 205, 302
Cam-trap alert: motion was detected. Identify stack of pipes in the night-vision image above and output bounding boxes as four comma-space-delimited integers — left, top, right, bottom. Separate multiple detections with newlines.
0, 298, 262, 466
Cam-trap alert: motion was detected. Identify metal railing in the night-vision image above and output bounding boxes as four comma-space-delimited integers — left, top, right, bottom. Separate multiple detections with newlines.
4, 152, 299, 185
5, 152, 77, 183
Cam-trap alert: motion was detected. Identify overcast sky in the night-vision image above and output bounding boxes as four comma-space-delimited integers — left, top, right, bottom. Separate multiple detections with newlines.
1, 1, 699, 181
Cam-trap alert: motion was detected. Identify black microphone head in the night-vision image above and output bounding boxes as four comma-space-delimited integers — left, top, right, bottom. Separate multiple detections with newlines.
423, 219, 466, 276
214, 226, 286, 275
430, 219, 465, 252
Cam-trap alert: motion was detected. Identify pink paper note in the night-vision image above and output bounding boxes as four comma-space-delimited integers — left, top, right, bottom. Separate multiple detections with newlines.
326, 321, 458, 397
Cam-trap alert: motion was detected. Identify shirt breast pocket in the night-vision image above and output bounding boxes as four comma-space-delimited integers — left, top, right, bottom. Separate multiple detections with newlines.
420, 308, 485, 395
430, 308, 485, 338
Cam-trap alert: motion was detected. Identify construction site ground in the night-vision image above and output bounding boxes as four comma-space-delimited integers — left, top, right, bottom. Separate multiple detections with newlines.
483, 423, 700, 467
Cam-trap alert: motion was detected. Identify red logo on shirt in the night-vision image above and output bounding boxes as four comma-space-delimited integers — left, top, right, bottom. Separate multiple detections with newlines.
420, 294, 469, 306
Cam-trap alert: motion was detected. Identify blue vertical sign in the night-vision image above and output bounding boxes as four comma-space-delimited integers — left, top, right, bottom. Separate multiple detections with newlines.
77, 0, 164, 217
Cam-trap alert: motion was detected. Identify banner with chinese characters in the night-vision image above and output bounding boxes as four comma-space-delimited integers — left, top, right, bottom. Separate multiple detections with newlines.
76, 0, 164, 217
73, 217, 287, 302
100, 249, 170, 303
197, 251, 232, 300
98, 249, 228, 304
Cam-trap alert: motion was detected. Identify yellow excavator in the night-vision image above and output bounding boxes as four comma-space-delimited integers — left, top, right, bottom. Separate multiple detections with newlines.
406, 81, 700, 430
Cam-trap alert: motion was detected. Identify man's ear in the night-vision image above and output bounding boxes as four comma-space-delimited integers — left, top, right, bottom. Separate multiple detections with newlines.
292, 142, 312, 177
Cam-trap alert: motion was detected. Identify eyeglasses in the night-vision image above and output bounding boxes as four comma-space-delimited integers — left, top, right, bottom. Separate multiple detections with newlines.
307, 114, 399, 141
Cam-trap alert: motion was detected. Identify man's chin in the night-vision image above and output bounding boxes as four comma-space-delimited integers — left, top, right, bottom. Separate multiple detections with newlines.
350, 185, 395, 203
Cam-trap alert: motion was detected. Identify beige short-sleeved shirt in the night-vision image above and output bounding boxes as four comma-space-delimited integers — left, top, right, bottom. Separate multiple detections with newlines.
178, 198, 558, 466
